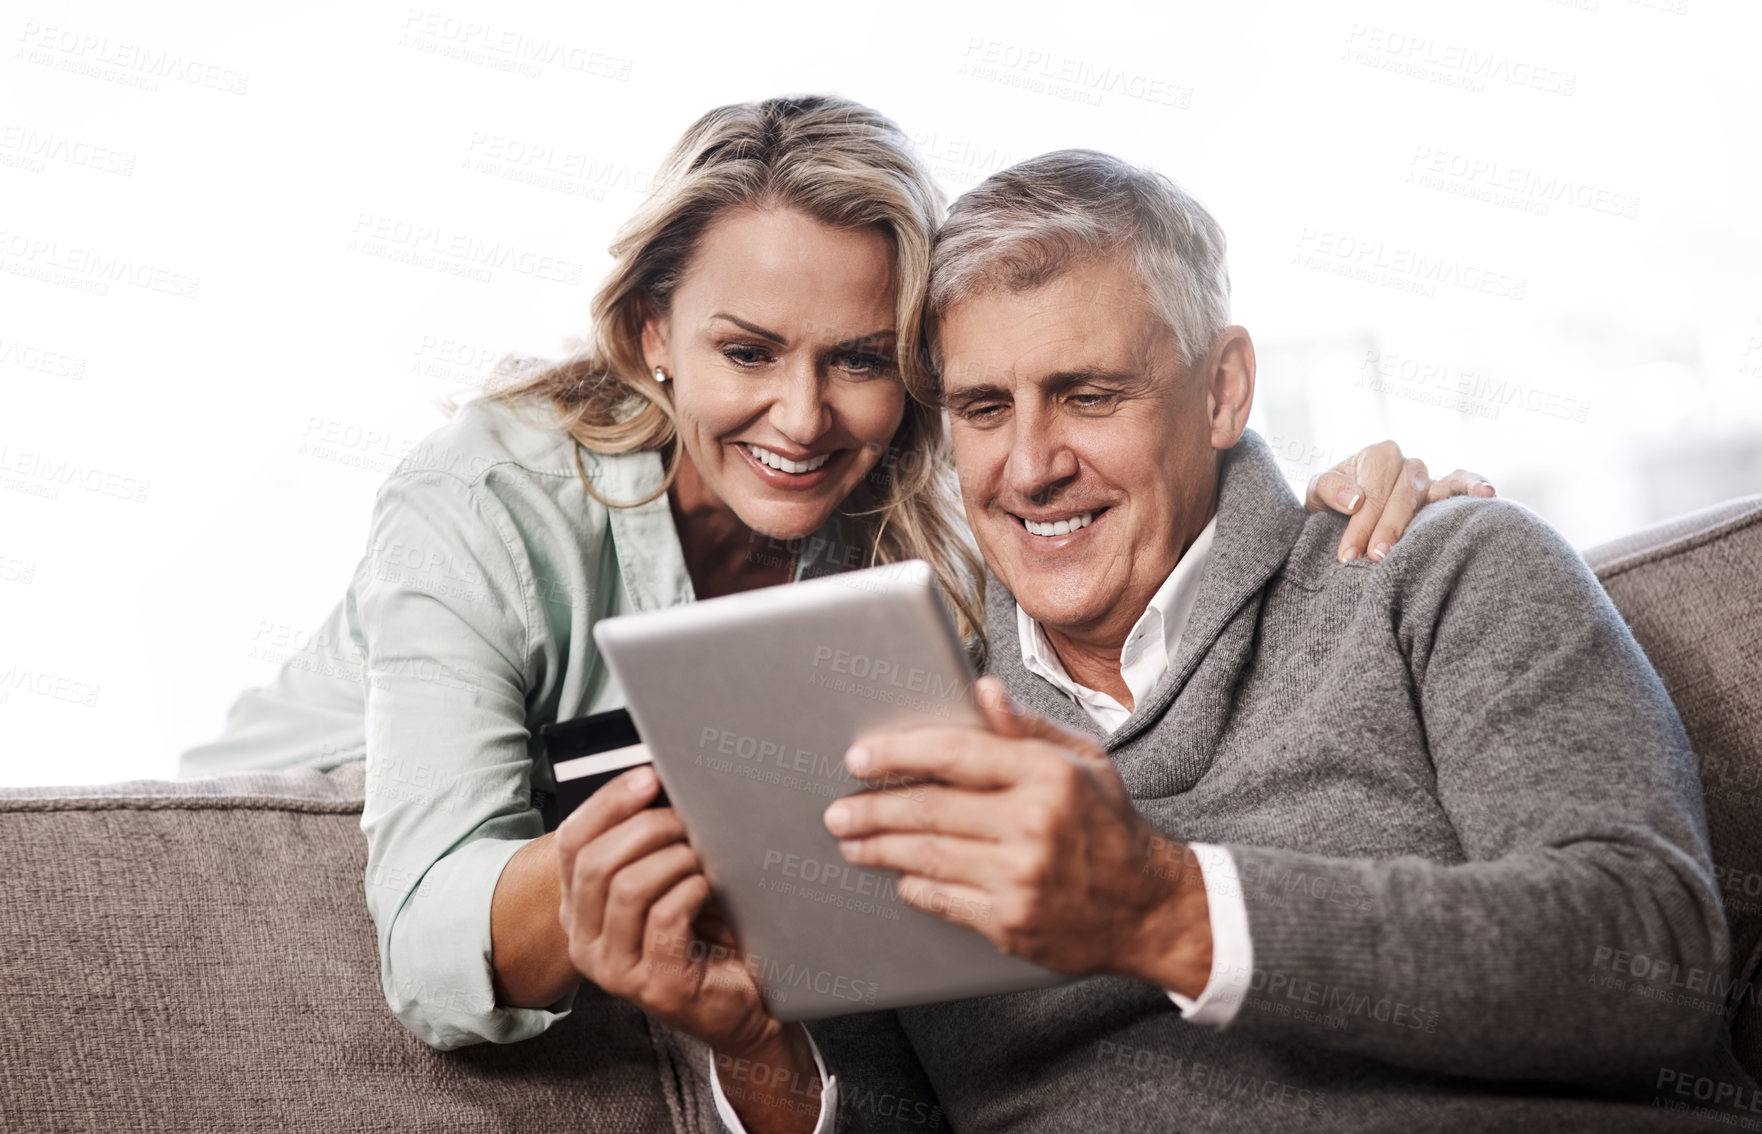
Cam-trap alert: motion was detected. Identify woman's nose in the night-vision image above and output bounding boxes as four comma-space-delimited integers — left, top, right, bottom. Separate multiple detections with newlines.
769, 366, 832, 447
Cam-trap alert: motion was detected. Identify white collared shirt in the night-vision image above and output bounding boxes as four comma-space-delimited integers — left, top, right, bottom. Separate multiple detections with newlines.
1015, 516, 1254, 1028
1016, 518, 1218, 732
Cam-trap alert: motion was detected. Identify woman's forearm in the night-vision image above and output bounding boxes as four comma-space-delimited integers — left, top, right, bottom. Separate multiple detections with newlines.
490, 832, 584, 1008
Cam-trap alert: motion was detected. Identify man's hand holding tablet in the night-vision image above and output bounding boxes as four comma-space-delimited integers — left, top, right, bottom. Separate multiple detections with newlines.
826, 675, 1216, 999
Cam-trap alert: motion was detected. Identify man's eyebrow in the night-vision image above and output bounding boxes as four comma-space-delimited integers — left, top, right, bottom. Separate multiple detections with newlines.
942, 382, 1012, 408
944, 369, 1140, 406
709, 313, 786, 345
1043, 367, 1143, 389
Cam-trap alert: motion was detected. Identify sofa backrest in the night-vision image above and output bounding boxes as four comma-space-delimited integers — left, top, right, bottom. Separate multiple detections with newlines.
1585, 495, 1762, 1077
0, 763, 716, 1133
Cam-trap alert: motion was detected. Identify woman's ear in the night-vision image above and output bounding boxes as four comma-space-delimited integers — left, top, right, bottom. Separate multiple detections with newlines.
640, 309, 670, 374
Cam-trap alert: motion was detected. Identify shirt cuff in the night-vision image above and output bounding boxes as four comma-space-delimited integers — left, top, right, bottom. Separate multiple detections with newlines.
1165, 842, 1253, 1028
377, 835, 578, 1049
711, 1028, 838, 1134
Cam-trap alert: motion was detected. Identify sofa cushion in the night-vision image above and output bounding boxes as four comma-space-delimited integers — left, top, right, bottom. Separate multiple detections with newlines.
1585, 495, 1762, 1074
0, 763, 715, 1133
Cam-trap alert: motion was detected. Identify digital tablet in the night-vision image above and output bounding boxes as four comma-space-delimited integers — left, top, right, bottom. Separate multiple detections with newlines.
593, 559, 1067, 1021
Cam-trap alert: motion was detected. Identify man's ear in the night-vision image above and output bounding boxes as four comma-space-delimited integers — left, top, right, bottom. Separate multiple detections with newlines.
1202, 325, 1256, 451
639, 307, 670, 374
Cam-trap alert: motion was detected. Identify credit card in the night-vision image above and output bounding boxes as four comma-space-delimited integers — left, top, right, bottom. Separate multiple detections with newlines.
535, 707, 668, 831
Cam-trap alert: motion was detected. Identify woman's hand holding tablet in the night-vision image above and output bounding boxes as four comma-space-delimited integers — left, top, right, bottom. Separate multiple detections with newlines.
554, 763, 825, 1127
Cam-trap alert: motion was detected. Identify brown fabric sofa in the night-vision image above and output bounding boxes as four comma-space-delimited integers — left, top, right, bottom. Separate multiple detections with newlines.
4, 496, 1758, 1132
0, 761, 719, 1133
1582, 495, 1762, 1075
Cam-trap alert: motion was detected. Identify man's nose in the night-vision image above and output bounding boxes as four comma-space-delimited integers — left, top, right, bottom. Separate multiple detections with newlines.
1004, 411, 1079, 505
768, 363, 832, 448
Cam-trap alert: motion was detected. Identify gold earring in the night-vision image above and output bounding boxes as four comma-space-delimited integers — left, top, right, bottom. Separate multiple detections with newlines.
653, 367, 670, 384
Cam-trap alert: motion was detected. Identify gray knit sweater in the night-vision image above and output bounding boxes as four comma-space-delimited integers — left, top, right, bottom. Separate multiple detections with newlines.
800, 430, 1752, 1133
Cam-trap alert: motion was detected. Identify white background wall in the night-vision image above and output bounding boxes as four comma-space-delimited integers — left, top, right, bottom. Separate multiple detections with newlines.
3, 0, 1758, 785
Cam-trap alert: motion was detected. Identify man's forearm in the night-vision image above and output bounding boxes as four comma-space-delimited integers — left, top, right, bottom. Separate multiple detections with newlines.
1221, 841, 1727, 1083
489, 832, 582, 1008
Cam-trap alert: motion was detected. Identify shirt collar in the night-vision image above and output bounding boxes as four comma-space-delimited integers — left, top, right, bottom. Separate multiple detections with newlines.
598, 448, 696, 613
1015, 516, 1219, 724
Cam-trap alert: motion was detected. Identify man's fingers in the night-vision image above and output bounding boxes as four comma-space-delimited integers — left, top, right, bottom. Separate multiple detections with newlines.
972, 676, 1116, 802
824, 784, 1012, 841
1305, 468, 1365, 516
893, 874, 998, 936
838, 832, 1002, 889
555, 762, 663, 861
1427, 467, 1496, 502
974, 676, 1105, 759
974, 673, 1025, 737
1365, 458, 1430, 563
846, 725, 1025, 789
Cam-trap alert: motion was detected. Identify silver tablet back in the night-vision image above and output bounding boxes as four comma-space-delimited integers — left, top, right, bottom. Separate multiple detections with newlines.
594, 560, 1067, 1021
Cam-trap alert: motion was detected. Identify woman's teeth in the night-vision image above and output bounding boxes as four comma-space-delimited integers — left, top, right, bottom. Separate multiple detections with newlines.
1023, 512, 1095, 537
743, 443, 831, 475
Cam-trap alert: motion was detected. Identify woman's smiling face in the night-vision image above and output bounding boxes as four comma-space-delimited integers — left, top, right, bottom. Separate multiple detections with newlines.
642, 206, 907, 541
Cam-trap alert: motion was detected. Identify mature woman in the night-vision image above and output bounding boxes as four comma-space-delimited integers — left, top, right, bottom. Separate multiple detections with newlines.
178, 95, 1489, 1057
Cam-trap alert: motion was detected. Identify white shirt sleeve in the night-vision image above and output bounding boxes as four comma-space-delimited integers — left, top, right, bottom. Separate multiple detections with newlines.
711, 1027, 839, 1134
1165, 842, 1253, 1027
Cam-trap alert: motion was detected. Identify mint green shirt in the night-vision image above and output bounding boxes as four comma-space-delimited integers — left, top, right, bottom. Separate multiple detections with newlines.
179, 396, 850, 1050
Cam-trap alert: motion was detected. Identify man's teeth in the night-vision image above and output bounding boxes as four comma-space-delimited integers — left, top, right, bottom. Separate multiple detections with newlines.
744, 444, 831, 474
1023, 512, 1095, 537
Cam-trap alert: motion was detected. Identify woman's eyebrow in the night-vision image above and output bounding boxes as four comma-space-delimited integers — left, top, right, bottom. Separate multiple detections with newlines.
710, 312, 787, 344
709, 313, 895, 352
828, 329, 897, 352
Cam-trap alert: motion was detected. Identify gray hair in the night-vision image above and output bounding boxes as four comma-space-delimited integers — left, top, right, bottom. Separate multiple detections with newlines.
921, 149, 1230, 388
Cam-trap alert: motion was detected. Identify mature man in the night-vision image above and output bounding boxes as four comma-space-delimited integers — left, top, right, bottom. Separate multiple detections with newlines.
694, 153, 1754, 1134
701, 150, 1749, 1132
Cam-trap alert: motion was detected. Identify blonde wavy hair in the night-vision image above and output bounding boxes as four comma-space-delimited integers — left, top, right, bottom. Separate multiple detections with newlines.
488, 95, 986, 656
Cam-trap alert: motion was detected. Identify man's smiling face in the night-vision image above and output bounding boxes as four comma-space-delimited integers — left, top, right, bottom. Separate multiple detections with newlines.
938, 252, 1227, 650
